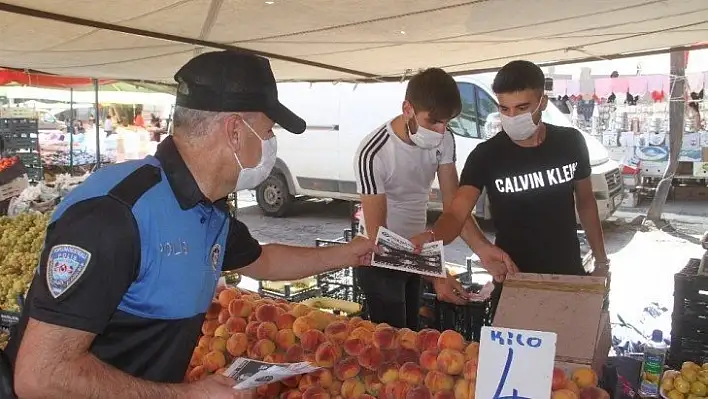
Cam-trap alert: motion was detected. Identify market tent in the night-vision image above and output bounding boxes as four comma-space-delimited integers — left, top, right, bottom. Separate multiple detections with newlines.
0, 0, 707, 83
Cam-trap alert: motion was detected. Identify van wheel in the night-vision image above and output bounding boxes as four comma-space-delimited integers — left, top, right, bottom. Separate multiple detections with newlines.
256, 173, 293, 217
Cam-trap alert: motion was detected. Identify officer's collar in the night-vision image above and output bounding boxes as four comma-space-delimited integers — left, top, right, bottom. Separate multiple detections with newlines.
155, 136, 229, 212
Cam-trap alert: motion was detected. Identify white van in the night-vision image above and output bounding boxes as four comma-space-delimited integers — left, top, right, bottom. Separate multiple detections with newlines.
256, 77, 623, 221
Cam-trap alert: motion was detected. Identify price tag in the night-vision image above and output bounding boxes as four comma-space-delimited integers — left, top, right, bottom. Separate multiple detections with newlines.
475, 326, 557, 399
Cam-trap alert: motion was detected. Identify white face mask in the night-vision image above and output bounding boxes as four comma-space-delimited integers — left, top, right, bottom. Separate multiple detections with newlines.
234, 121, 277, 191
500, 99, 543, 141
408, 113, 444, 149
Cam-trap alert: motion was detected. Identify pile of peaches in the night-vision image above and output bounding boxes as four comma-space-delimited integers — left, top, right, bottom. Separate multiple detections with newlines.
551, 366, 610, 399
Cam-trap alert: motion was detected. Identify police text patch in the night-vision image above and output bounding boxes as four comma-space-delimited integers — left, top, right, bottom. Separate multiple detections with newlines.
46, 244, 92, 299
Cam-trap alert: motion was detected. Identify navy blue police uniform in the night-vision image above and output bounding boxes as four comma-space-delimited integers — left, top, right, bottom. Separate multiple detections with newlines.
4, 50, 306, 386
4, 136, 262, 382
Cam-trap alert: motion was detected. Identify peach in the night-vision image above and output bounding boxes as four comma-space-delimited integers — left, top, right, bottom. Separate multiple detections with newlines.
374, 327, 398, 350
416, 329, 442, 352
186, 365, 208, 382
351, 326, 374, 343
571, 368, 599, 389
340, 378, 366, 398
285, 344, 305, 362
277, 312, 298, 330
190, 346, 207, 367
407, 385, 433, 399
309, 310, 334, 330
225, 316, 247, 333
438, 330, 465, 352
378, 362, 400, 384
563, 380, 581, 396
313, 368, 334, 389
282, 390, 304, 399
382, 349, 398, 363
245, 321, 261, 338
399, 362, 424, 386
359, 395, 376, 399
432, 391, 455, 399
358, 320, 376, 331
213, 324, 230, 339
329, 380, 343, 397
424, 371, 454, 393
291, 303, 312, 317
463, 359, 478, 381
579, 387, 609, 399
209, 336, 227, 352
252, 338, 276, 359
358, 344, 384, 371
552, 389, 578, 399
304, 353, 316, 363
275, 328, 297, 350
384, 380, 411, 399
363, 373, 384, 396
343, 338, 366, 356
203, 350, 226, 372
453, 379, 474, 399
205, 301, 221, 320
257, 321, 278, 340
437, 349, 465, 375
301, 329, 327, 352
257, 382, 282, 398
463, 342, 479, 361
256, 304, 279, 323
325, 321, 350, 344
264, 352, 286, 363
334, 357, 361, 381
553, 367, 569, 391
201, 319, 220, 336
218, 288, 239, 308
376, 323, 393, 331
247, 312, 258, 323
315, 341, 342, 368
197, 335, 212, 349
302, 386, 331, 399
349, 316, 364, 328
397, 348, 421, 364
217, 308, 231, 324
420, 349, 439, 371
282, 375, 302, 388
293, 316, 317, 338
398, 329, 418, 350
226, 333, 248, 357
228, 299, 253, 317
299, 374, 318, 392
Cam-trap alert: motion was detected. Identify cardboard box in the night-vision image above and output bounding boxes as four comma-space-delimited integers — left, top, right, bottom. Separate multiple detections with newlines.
492, 273, 611, 376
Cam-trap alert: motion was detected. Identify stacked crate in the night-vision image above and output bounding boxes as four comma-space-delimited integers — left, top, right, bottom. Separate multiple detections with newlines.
0, 118, 43, 182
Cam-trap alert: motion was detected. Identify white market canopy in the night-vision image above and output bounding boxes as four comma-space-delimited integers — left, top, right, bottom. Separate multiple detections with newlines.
1, 0, 707, 83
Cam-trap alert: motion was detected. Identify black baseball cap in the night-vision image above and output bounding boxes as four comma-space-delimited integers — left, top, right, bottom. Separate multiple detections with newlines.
174, 51, 306, 134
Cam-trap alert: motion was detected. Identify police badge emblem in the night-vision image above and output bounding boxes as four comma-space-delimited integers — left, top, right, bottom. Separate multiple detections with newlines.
46, 244, 92, 299
210, 244, 221, 272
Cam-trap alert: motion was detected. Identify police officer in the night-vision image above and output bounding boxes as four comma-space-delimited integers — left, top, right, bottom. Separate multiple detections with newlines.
5, 51, 374, 399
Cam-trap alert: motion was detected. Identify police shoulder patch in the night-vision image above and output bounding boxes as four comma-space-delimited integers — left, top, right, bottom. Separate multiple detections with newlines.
46, 244, 92, 299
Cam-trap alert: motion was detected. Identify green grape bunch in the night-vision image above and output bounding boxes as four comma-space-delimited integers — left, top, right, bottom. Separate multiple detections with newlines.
0, 213, 51, 311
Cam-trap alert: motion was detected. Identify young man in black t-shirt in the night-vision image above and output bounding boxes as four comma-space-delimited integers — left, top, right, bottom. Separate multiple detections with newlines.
411, 60, 608, 278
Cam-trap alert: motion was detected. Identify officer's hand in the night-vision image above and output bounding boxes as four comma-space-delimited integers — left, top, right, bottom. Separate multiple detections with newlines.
476, 244, 518, 282
345, 236, 378, 266
187, 374, 254, 398
432, 271, 470, 305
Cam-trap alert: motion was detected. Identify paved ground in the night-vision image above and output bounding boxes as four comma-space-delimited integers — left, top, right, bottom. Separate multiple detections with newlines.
235, 190, 707, 346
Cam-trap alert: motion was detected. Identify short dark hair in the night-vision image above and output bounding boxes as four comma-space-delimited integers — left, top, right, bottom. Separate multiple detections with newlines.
492, 60, 545, 94
405, 68, 461, 120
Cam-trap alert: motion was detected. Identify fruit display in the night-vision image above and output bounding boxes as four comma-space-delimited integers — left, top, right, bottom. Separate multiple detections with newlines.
0, 213, 50, 311
188, 287, 604, 398
0, 156, 20, 172
660, 361, 708, 399
551, 366, 609, 399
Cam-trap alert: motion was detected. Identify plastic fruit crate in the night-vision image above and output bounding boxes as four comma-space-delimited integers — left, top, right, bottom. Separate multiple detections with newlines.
668, 258, 708, 368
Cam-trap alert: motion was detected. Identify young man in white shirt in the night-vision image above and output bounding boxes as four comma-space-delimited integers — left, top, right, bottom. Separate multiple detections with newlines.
354, 68, 516, 329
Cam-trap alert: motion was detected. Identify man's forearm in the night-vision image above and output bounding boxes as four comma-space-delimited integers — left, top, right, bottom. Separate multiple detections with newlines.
578, 203, 607, 260
459, 216, 492, 253
432, 212, 465, 245
245, 244, 348, 281
21, 353, 188, 399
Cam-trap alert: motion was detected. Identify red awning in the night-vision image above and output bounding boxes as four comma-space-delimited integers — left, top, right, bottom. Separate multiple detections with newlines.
0, 69, 115, 88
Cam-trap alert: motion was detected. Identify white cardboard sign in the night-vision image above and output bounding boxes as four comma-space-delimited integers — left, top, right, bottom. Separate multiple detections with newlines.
475, 326, 557, 399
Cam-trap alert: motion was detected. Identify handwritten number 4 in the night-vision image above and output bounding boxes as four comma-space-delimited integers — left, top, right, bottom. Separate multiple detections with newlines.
493, 348, 532, 399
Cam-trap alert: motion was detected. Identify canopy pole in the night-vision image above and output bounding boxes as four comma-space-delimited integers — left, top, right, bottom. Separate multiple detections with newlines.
93, 78, 101, 170
69, 88, 73, 169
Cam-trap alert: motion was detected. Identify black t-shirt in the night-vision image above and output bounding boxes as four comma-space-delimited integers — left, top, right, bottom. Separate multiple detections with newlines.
460, 123, 591, 275
5, 138, 263, 384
